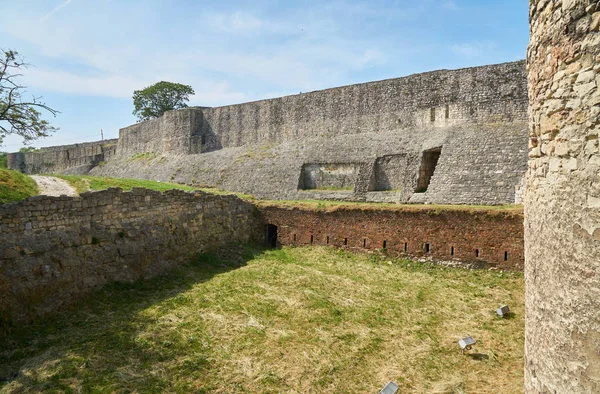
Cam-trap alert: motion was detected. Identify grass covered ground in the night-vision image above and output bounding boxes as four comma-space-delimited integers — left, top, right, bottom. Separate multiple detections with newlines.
53, 174, 522, 215
0, 169, 39, 204
53, 175, 258, 199
0, 246, 524, 393
256, 199, 523, 215
54, 175, 198, 194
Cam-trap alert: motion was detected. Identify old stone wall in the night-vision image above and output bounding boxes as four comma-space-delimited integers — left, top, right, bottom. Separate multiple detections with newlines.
112, 61, 526, 159
259, 205, 524, 270
92, 61, 528, 205
7, 139, 118, 175
10, 61, 529, 205
191, 61, 527, 152
117, 109, 204, 158
0, 188, 261, 324
95, 122, 528, 205
526, 0, 600, 393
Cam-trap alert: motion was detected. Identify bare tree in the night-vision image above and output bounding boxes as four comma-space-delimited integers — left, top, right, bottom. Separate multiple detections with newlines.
0, 49, 58, 146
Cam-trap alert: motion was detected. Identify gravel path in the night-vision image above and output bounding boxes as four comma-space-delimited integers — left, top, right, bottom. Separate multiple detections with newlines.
31, 175, 77, 197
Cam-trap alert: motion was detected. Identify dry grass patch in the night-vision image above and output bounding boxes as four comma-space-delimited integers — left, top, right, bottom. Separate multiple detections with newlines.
0, 246, 523, 393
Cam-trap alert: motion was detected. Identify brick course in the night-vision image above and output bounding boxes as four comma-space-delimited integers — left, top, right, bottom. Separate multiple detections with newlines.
259, 206, 524, 270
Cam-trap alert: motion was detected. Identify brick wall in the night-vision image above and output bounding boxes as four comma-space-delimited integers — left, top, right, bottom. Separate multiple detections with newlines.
0, 189, 524, 325
259, 205, 524, 270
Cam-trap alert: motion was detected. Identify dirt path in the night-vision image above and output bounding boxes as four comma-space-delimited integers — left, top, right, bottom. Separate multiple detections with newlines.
31, 175, 77, 197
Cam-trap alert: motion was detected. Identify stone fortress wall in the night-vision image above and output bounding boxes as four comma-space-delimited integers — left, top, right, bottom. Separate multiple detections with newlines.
0, 188, 261, 324
9, 61, 529, 205
525, 0, 600, 393
7, 139, 118, 175
0, 188, 523, 325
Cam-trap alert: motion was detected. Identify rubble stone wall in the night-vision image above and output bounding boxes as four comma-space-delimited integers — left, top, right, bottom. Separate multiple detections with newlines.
9, 61, 529, 205
526, 1, 600, 392
6, 139, 118, 175
0, 188, 261, 324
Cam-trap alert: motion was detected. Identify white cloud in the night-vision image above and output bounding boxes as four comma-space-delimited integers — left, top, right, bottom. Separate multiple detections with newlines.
354, 49, 386, 69
442, 0, 459, 10
23, 68, 143, 98
451, 43, 479, 57
41, 0, 74, 21
1, 1, 398, 106
207, 11, 265, 33
450, 41, 497, 58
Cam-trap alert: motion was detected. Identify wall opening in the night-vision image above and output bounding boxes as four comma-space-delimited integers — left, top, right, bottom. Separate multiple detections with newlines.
445, 105, 450, 119
425, 243, 431, 253
415, 147, 442, 193
293, 234, 296, 242
363, 238, 367, 248
326, 235, 330, 244
504, 251, 508, 261
310, 235, 314, 244
266, 224, 278, 248
430, 108, 436, 122
201, 135, 206, 145
382, 240, 387, 249
298, 163, 358, 191
404, 242, 408, 252
451, 246, 455, 256
344, 238, 348, 245
475, 249, 480, 257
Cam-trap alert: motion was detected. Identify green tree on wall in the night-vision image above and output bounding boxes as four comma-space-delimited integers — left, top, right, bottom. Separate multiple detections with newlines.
0, 152, 7, 168
132, 81, 195, 121
0, 49, 59, 146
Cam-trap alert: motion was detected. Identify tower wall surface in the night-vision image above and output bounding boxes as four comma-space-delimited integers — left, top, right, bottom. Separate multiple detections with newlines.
526, 1, 600, 392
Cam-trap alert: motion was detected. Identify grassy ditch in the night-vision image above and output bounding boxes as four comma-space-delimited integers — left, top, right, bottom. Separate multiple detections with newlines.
0, 246, 524, 393
0, 169, 39, 204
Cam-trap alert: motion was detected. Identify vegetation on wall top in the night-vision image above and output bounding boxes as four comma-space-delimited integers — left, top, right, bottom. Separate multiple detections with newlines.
132, 81, 195, 121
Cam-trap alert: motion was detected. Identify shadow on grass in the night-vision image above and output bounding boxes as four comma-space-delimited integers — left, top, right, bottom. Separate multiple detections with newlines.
468, 353, 490, 361
499, 312, 517, 320
0, 243, 267, 392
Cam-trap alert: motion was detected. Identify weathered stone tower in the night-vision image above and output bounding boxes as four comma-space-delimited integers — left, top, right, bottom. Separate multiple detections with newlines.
526, 1, 600, 392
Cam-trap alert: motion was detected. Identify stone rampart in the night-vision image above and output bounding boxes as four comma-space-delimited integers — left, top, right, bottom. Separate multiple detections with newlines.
526, 1, 600, 392
9, 61, 529, 205
0, 186, 525, 326
94, 61, 528, 205
0, 188, 261, 324
117, 61, 527, 157
7, 139, 118, 175
259, 205, 524, 270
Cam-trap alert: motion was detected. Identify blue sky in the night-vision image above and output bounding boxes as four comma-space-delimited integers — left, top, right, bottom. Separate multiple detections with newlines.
0, 0, 528, 151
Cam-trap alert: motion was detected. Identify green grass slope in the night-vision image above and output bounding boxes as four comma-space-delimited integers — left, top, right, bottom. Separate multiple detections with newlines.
0, 169, 39, 204
0, 246, 524, 393
54, 175, 197, 194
